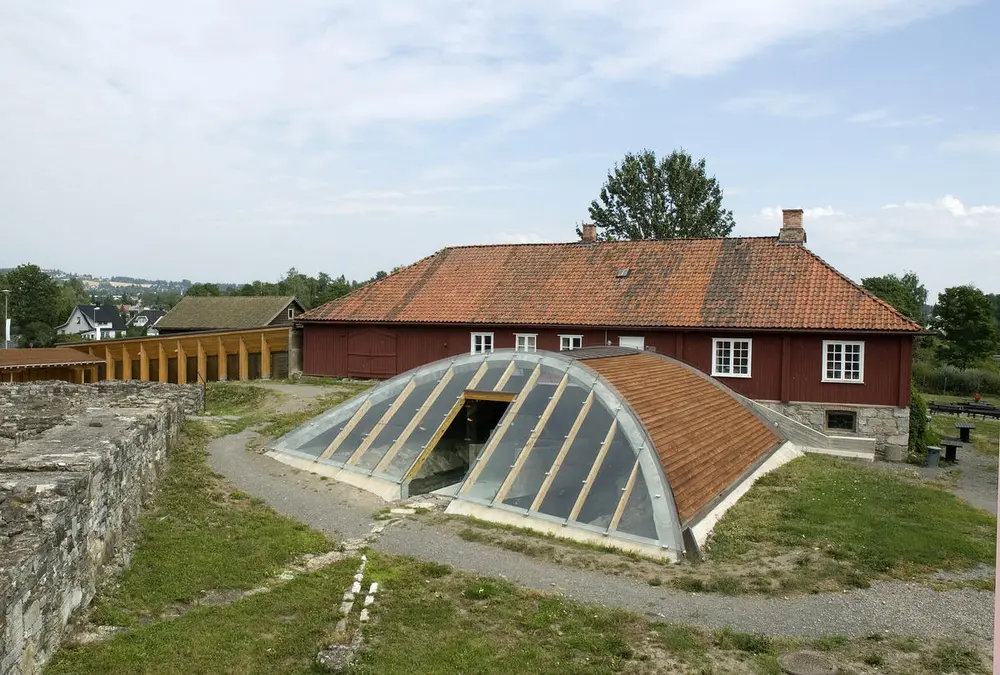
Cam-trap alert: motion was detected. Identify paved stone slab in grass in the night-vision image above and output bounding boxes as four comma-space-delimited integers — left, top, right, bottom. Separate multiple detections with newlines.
390, 507, 416, 515
778, 651, 837, 675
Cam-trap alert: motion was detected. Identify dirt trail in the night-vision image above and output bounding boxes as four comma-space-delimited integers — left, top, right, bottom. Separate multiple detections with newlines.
205, 386, 995, 644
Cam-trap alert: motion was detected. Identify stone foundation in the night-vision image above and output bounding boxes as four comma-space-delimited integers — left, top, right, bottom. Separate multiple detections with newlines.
0, 381, 201, 675
757, 401, 910, 461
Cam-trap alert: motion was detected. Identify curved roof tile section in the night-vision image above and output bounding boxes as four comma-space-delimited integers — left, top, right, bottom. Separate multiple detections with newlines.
300, 239, 921, 332
581, 350, 782, 524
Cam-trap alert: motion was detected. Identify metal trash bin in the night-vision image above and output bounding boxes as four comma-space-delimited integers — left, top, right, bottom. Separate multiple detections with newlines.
926, 446, 941, 468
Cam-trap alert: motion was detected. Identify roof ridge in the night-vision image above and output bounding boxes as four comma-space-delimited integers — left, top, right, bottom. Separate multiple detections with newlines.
443, 236, 779, 251
797, 246, 924, 332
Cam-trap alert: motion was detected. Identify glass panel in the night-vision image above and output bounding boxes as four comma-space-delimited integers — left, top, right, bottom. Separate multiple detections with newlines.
536, 403, 614, 520
384, 363, 482, 478
292, 401, 366, 457
463, 384, 557, 501
615, 464, 658, 541
329, 393, 398, 464
498, 383, 591, 510
352, 376, 441, 469
574, 427, 637, 529
471, 359, 510, 392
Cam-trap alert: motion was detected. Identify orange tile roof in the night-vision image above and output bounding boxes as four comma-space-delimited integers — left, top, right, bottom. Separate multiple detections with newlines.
583, 351, 782, 524
301, 238, 921, 332
0, 348, 104, 370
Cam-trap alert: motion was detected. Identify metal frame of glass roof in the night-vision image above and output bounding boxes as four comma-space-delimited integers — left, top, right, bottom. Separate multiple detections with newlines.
268, 349, 685, 557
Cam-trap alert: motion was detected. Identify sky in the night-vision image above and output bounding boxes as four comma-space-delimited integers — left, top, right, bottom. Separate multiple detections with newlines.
1, 1, 997, 300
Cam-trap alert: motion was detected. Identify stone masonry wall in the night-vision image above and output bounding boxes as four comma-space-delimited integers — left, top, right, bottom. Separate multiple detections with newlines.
0, 381, 202, 675
757, 400, 910, 461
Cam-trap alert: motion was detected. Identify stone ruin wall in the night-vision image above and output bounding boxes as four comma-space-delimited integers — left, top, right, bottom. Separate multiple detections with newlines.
0, 381, 202, 675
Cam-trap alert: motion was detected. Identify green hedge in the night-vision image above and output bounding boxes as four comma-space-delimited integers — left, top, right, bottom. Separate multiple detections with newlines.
908, 386, 928, 455
912, 361, 1000, 396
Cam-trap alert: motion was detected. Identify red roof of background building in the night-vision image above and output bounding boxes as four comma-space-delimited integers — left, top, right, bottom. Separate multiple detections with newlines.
300, 237, 922, 332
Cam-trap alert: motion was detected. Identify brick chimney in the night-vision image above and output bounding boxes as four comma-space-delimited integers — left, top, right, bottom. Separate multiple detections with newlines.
580, 223, 597, 244
778, 209, 806, 245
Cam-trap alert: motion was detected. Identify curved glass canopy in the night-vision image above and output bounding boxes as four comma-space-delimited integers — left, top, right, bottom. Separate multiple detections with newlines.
269, 350, 684, 555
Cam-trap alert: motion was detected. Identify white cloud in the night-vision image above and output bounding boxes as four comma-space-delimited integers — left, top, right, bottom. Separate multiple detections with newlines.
721, 92, 834, 118
757, 205, 844, 220
940, 132, 1000, 154
0, 0, 971, 281
745, 195, 1000, 298
494, 232, 550, 244
847, 108, 942, 127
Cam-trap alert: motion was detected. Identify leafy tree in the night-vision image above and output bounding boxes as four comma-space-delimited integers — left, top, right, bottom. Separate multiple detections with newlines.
932, 285, 1000, 368
588, 148, 735, 241
126, 324, 148, 338
861, 272, 927, 323
185, 283, 221, 297
56, 277, 91, 324
987, 293, 1000, 329
0, 264, 61, 346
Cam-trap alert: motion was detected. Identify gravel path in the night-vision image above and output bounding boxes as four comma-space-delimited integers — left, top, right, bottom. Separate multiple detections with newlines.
207, 431, 995, 643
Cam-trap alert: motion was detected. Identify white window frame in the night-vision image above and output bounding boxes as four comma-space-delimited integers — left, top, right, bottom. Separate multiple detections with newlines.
287, 307, 295, 319
821, 340, 865, 384
559, 334, 583, 351
471, 331, 494, 354
711, 337, 752, 378
514, 333, 537, 352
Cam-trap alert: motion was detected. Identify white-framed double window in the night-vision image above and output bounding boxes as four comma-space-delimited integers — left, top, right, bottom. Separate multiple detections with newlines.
515, 333, 537, 352
559, 334, 583, 351
471, 332, 494, 354
822, 340, 864, 383
711, 338, 752, 378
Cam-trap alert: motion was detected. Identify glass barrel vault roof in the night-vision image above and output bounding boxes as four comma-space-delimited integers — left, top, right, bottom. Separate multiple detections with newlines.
270, 349, 685, 553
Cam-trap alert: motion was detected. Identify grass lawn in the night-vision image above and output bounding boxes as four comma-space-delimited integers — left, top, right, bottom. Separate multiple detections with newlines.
46, 407, 993, 674
708, 455, 996, 581
83, 422, 333, 626
425, 454, 996, 595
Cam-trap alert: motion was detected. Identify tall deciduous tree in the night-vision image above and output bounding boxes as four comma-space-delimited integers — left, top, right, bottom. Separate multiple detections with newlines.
56, 277, 91, 323
588, 149, 735, 241
861, 272, 927, 323
185, 283, 221, 297
0, 264, 61, 346
933, 285, 999, 368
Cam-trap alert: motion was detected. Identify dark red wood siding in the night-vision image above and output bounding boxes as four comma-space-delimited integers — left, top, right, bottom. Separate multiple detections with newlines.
301, 324, 913, 407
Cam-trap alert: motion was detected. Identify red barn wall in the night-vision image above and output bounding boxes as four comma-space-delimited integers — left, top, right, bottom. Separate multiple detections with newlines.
301, 323, 912, 407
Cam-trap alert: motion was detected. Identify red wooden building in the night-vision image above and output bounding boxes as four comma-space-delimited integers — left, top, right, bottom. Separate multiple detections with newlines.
298, 211, 922, 459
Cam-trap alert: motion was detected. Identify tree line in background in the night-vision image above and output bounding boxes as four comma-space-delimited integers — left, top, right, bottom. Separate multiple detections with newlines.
860, 271, 1000, 398
0, 264, 393, 348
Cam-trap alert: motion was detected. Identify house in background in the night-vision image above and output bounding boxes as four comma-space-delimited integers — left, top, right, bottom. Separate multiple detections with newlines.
126, 309, 166, 336
297, 210, 923, 460
155, 296, 304, 335
56, 304, 127, 340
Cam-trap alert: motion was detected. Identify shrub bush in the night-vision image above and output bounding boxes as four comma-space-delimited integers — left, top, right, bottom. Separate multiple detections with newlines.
908, 386, 928, 455
912, 361, 1000, 396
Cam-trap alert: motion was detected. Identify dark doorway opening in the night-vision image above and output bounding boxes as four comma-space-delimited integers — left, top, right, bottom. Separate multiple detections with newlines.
408, 398, 509, 496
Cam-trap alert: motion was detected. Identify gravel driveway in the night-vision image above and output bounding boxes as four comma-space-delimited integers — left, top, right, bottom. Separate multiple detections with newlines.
208, 430, 995, 644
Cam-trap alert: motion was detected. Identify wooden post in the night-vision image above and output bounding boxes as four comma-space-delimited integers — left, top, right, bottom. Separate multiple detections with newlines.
105, 346, 115, 380
158, 343, 168, 383
238, 337, 248, 381
74, 367, 85, 384
197, 339, 207, 384
217, 337, 228, 381
260, 334, 271, 380
139, 344, 150, 381
177, 341, 187, 385
89, 365, 98, 383
122, 345, 132, 380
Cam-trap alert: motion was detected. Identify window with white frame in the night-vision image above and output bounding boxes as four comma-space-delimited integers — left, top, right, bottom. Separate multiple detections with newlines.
711, 338, 752, 377
515, 333, 537, 352
559, 335, 583, 351
287, 308, 295, 319
471, 332, 494, 354
822, 340, 864, 383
